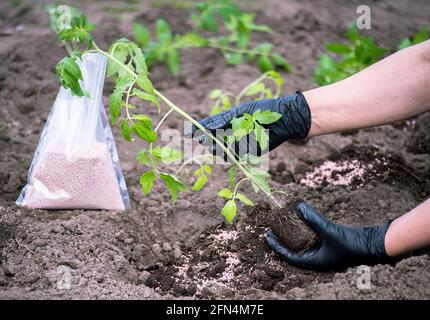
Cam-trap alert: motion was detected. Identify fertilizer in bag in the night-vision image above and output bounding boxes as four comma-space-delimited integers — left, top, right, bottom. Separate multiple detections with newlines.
17, 53, 130, 210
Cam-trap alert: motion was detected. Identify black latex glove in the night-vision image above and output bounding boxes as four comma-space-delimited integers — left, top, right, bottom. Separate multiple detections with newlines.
184, 92, 311, 159
266, 202, 392, 271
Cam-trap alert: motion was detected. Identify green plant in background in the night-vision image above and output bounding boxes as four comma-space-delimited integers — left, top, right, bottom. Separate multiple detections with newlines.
398, 27, 428, 50
55, 11, 284, 223
315, 24, 429, 86
315, 23, 387, 86
133, 0, 291, 76
133, 19, 209, 76
208, 70, 283, 115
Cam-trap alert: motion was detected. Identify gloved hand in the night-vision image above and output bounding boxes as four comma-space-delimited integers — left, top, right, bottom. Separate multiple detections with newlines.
184, 92, 311, 158
266, 202, 393, 271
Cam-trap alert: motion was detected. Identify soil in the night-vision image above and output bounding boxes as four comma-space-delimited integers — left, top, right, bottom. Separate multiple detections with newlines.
1, 0, 430, 299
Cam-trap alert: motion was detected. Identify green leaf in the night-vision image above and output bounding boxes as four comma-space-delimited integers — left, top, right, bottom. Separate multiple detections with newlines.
120, 119, 132, 142
202, 164, 212, 175
398, 38, 412, 50
55, 56, 86, 97
272, 53, 291, 72
200, 11, 218, 32
236, 193, 254, 206
221, 200, 237, 224
243, 154, 262, 165
133, 88, 161, 112
245, 83, 265, 96
152, 146, 182, 162
319, 53, 336, 70
167, 49, 180, 76
192, 175, 208, 191
225, 52, 243, 65
231, 113, 254, 140
109, 89, 123, 125
107, 43, 128, 77
218, 188, 233, 199
176, 32, 209, 48
63, 57, 83, 81
221, 95, 231, 109
156, 19, 172, 42
133, 120, 157, 142
62, 69, 85, 97
237, 18, 250, 49
346, 23, 359, 41
258, 56, 274, 72
134, 47, 148, 75
413, 27, 428, 44
325, 43, 351, 54
136, 149, 151, 166
194, 164, 212, 176
136, 75, 155, 94
132, 114, 152, 123
252, 110, 282, 124
209, 89, 222, 99
140, 171, 156, 195
115, 72, 134, 92
254, 123, 269, 150
133, 22, 150, 48
249, 167, 271, 193
159, 172, 186, 204
265, 88, 273, 98
194, 167, 203, 176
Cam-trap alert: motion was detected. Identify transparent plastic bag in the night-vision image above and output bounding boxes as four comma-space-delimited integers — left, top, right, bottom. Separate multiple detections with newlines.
17, 53, 131, 210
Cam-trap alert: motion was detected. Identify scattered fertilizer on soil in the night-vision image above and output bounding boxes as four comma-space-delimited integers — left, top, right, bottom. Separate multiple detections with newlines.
23, 143, 125, 210
300, 159, 376, 188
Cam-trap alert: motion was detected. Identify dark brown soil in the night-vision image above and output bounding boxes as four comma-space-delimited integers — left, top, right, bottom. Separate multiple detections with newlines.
269, 198, 319, 253
0, 0, 429, 299
408, 113, 430, 155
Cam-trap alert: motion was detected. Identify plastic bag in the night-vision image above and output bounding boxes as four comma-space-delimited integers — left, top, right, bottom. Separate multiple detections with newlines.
17, 53, 131, 210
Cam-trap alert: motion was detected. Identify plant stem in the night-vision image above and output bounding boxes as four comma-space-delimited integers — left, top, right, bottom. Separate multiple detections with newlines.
155, 108, 174, 132
94, 43, 137, 78
236, 72, 269, 104
177, 154, 214, 175
125, 81, 135, 121
208, 41, 278, 64
233, 177, 249, 199
148, 108, 174, 172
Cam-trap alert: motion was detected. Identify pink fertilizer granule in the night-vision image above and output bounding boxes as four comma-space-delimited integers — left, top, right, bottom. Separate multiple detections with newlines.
300, 159, 372, 188
24, 143, 125, 210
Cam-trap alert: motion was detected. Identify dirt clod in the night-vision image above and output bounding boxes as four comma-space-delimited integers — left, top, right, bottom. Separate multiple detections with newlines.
269, 198, 319, 253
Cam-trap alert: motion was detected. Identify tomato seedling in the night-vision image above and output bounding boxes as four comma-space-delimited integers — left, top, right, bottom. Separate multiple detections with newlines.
315, 23, 387, 86
54, 13, 285, 223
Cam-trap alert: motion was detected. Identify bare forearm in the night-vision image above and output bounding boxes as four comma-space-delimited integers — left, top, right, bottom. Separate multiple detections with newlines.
304, 40, 430, 137
384, 198, 430, 256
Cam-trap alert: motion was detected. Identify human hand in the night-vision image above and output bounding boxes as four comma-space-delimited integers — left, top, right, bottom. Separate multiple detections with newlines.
266, 202, 392, 271
184, 92, 311, 159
